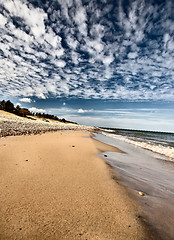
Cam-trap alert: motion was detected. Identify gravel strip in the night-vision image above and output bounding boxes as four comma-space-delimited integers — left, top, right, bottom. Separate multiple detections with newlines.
0, 116, 95, 137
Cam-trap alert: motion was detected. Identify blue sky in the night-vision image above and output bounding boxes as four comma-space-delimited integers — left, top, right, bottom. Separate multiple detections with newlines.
0, 0, 174, 131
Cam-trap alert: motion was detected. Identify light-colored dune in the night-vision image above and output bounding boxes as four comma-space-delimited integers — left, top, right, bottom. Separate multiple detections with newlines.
0, 110, 95, 137
0, 110, 22, 118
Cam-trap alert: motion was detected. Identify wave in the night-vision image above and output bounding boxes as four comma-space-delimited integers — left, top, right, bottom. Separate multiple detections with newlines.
101, 131, 174, 160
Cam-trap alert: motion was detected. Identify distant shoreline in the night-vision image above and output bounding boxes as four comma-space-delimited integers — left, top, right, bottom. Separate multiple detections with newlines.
100, 126, 174, 135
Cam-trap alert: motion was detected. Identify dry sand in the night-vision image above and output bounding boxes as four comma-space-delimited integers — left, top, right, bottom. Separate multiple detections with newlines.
0, 131, 155, 240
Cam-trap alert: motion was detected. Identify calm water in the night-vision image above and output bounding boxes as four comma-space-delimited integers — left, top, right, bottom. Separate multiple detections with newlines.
94, 131, 174, 240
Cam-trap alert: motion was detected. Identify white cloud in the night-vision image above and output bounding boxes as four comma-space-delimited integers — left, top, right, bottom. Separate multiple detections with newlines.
66, 35, 79, 50
90, 24, 105, 38
46, 82, 57, 95
102, 55, 114, 66
0, 13, 7, 27
4, 0, 47, 40
44, 28, 61, 48
73, 4, 88, 37
128, 52, 138, 59
85, 38, 104, 53
55, 60, 66, 68
16, 103, 21, 106
74, 6, 87, 25
19, 98, 32, 103
29, 107, 46, 113
163, 33, 170, 45
35, 92, 46, 99
77, 108, 94, 113
55, 48, 64, 57
78, 108, 85, 113
0, 0, 174, 101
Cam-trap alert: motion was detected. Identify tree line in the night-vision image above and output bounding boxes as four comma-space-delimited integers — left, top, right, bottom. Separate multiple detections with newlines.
0, 100, 77, 124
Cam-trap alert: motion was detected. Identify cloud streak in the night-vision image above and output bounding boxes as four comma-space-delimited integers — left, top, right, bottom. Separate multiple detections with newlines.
47, 106, 174, 132
0, 0, 174, 101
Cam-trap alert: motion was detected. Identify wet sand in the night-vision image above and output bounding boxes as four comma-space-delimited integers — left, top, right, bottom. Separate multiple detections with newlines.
0, 131, 155, 240
94, 133, 174, 240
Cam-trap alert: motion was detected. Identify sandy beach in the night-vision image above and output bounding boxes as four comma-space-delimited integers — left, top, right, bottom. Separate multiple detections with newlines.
0, 130, 156, 240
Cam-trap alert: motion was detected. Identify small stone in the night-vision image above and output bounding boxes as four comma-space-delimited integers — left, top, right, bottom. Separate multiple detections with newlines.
138, 191, 144, 196
72, 146, 75, 147
104, 154, 107, 157
25, 160, 28, 162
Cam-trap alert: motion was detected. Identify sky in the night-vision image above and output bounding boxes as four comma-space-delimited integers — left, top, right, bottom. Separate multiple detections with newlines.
0, 0, 174, 132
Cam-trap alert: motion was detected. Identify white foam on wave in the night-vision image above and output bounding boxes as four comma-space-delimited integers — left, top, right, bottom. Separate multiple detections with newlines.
102, 131, 174, 160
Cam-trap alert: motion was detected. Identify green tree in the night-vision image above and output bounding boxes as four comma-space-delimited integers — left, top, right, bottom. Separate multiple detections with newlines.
16, 105, 21, 112
5, 100, 15, 113
0, 100, 6, 110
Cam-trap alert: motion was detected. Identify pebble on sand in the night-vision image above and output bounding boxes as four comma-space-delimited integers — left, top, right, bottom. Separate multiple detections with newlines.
138, 191, 144, 196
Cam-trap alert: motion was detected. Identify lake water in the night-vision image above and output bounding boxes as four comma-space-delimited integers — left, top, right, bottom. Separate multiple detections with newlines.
100, 128, 174, 160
